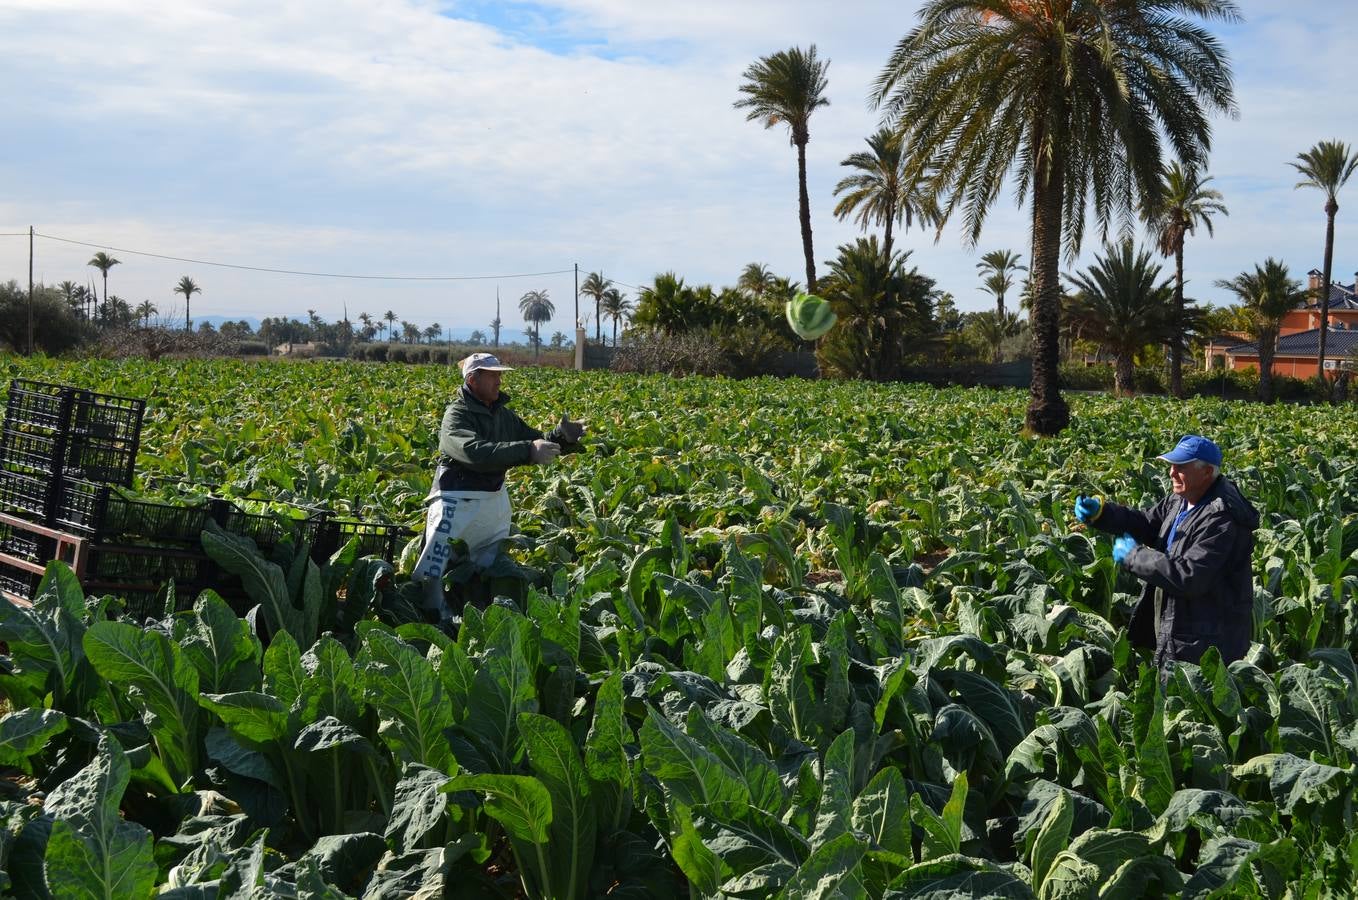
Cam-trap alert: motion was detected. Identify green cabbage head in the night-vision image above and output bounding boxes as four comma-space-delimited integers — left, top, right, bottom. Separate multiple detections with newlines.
785, 292, 836, 340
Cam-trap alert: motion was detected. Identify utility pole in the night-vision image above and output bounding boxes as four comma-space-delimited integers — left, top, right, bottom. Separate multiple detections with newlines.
27, 226, 35, 355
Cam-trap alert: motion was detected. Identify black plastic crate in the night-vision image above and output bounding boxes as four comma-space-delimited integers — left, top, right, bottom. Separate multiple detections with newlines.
220, 504, 327, 554
85, 544, 212, 585
0, 558, 40, 602
53, 477, 101, 533
0, 428, 63, 476
0, 522, 54, 564
68, 389, 145, 446
0, 470, 56, 522
3, 380, 73, 433
314, 518, 413, 563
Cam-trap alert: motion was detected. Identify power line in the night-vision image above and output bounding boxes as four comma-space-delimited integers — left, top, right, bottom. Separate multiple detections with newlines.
31, 231, 575, 282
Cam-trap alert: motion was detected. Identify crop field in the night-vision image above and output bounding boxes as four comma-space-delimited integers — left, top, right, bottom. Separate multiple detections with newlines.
3, 356, 1358, 898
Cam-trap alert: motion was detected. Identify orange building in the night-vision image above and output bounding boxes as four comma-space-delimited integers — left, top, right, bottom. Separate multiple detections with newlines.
1209, 270, 1358, 379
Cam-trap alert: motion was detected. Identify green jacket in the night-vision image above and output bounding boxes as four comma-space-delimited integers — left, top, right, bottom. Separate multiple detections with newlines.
435, 386, 576, 491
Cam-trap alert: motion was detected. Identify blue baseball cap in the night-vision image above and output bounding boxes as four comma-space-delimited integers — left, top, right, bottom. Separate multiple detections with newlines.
1156, 434, 1222, 467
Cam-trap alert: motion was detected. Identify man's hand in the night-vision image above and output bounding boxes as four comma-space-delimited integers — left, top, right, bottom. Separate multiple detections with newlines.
1112, 534, 1137, 565
558, 415, 586, 443
530, 439, 561, 464
1074, 494, 1103, 524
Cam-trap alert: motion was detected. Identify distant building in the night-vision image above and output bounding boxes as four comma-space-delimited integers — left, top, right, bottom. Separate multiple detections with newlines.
1211, 268, 1358, 379
275, 341, 319, 357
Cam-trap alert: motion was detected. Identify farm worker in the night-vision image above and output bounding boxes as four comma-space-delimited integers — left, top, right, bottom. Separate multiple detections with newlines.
1073, 434, 1259, 672
413, 352, 585, 621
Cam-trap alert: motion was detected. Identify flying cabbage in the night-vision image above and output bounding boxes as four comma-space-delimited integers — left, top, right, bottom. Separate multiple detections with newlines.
785, 292, 836, 340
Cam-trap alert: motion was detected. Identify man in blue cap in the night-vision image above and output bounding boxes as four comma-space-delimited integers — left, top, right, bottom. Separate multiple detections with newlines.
1074, 435, 1260, 671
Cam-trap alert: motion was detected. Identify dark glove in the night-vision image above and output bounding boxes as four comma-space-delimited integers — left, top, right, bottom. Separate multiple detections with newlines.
1074, 494, 1103, 524
1112, 534, 1137, 565
530, 439, 561, 464
557, 415, 586, 443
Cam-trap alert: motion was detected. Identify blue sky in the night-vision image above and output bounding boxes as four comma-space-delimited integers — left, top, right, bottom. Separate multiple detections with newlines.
1, 1, 1353, 337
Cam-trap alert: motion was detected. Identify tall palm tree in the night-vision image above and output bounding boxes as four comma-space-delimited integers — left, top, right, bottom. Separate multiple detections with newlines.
1065, 241, 1175, 396
1291, 140, 1358, 384
1215, 259, 1306, 403
600, 287, 633, 346
87, 252, 120, 322
518, 289, 554, 358
358, 311, 373, 336
383, 310, 398, 342
833, 127, 937, 266
873, 0, 1238, 435
135, 300, 157, 326
173, 276, 201, 331
579, 272, 612, 342
735, 45, 830, 292
1144, 162, 1228, 397
976, 250, 1027, 319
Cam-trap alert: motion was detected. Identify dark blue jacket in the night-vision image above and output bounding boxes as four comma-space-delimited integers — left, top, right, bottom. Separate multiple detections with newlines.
1092, 476, 1259, 668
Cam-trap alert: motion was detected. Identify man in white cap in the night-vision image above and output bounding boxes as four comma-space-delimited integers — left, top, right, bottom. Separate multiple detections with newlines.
413, 352, 584, 620
1074, 434, 1259, 672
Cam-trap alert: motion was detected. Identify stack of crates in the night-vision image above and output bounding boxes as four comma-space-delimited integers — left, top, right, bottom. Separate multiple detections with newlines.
0, 380, 146, 602
0, 379, 414, 617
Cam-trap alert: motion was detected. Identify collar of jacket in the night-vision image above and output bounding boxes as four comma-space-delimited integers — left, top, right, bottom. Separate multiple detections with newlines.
459, 383, 511, 414
1185, 476, 1259, 530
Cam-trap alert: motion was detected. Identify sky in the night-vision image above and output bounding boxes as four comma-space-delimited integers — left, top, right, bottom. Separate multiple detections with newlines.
1, 0, 1354, 339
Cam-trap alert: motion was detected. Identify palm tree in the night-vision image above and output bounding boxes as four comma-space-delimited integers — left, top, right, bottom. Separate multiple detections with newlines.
107, 297, 134, 328
87, 252, 120, 321
1291, 140, 1358, 385
968, 310, 1024, 366
1215, 260, 1306, 403
518, 289, 554, 358
383, 310, 398, 342
424, 324, 442, 344
735, 45, 830, 292
737, 263, 776, 301
58, 281, 80, 319
600, 287, 633, 346
1065, 241, 1175, 396
358, 311, 372, 336
976, 250, 1027, 319
1144, 162, 1228, 397
173, 276, 201, 331
136, 300, 157, 326
873, 0, 1238, 434
833, 127, 937, 267
579, 272, 612, 342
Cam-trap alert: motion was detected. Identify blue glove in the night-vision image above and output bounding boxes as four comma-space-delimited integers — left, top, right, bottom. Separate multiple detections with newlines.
1112, 534, 1137, 565
1074, 494, 1103, 524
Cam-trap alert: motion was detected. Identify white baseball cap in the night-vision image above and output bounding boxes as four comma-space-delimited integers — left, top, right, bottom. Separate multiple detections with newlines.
460, 353, 514, 378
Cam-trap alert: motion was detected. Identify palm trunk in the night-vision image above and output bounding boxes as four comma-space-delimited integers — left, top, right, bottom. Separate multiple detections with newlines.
596, 300, 602, 344
612, 317, 617, 346
796, 138, 816, 292
1318, 202, 1336, 396
1024, 144, 1071, 436
880, 211, 898, 380
1115, 352, 1135, 396
1170, 240, 1185, 397
1258, 325, 1278, 403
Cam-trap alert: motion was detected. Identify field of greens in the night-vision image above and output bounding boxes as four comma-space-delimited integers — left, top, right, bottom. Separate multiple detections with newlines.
3, 355, 1358, 898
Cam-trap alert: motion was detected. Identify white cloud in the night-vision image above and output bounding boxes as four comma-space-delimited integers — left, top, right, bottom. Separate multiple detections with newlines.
1, 0, 1355, 334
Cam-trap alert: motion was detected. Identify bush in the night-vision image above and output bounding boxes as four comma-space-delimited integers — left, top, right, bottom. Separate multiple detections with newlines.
235, 340, 269, 356
0, 282, 87, 354
611, 331, 731, 377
